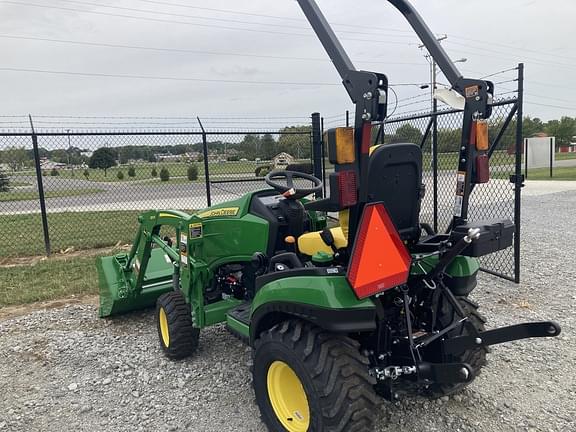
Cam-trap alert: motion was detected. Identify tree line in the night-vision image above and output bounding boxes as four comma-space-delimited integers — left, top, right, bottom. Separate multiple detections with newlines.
0, 126, 313, 173
382, 115, 575, 152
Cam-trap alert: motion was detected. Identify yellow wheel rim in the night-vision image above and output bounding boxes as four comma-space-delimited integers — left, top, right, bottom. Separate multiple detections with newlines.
267, 361, 310, 432
159, 307, 170, 347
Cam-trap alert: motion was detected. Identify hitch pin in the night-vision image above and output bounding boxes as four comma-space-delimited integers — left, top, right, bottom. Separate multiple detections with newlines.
464, 228, 481, 243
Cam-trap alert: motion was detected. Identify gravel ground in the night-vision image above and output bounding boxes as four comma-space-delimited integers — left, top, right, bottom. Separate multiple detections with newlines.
1, 189, 575, 432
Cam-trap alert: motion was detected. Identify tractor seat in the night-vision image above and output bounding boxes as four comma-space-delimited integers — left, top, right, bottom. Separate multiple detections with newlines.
297, 227, 348, 256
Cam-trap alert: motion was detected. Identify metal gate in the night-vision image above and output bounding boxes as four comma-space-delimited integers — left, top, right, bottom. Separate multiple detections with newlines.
320, 66, 524, 281
376, 66, 524, 282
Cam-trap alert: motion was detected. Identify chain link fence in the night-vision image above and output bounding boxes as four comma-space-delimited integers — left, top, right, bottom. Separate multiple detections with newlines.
321, 94, 522, 282
0, 118, 314, 257
379, 99, 521, 281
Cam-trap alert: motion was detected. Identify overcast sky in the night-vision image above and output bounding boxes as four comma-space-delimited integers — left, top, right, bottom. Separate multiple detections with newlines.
0, 0, 574, 128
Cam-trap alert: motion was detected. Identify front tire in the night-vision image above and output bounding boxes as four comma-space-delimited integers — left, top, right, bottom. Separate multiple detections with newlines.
156, 291, 199, 359
253, 320, 379, 432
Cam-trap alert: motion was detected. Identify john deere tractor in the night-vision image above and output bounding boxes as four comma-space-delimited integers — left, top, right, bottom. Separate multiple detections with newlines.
98, 1, 561, 431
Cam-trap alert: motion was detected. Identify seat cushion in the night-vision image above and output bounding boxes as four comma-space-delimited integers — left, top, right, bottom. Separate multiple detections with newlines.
298, 227, 348, 256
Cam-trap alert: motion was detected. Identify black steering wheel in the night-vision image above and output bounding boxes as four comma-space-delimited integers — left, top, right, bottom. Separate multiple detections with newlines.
265, 170, 323, 200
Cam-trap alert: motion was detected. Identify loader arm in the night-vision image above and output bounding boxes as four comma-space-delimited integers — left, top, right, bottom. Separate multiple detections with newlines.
296, 0, 494, 236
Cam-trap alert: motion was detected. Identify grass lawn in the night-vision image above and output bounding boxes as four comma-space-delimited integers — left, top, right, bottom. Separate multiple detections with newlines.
0, 256, 98, 307
556, 152, 576, 161
0, 209, 196, 257
0, 210, 142, 257
0, 188, 103, 202
525, 166, 576, 180
13, 160, 271, 183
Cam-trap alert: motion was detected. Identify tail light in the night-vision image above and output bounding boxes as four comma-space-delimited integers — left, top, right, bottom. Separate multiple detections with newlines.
337, 170, 357, 207
472, 120, 490, 184
347, 203, 411, 299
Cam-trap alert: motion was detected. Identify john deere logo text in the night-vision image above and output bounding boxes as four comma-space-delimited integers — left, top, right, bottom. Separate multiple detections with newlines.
198, 207, 239, 218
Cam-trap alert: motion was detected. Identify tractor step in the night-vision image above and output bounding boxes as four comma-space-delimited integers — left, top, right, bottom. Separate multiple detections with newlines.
226, 302, 251, 344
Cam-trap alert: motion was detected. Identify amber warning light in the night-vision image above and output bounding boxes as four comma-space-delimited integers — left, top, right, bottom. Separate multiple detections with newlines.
346, 203, 412, 299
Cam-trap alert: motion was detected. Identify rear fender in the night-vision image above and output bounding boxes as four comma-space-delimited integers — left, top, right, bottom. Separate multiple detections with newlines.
250, 274, 376, 344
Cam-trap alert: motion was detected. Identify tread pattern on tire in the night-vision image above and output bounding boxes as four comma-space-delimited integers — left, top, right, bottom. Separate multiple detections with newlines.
156, 291, 199, 360
427, 296, 487, 397
254, 320, 380, 432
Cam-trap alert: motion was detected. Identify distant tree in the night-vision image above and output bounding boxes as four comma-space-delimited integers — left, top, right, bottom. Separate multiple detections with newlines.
151, 167, 158, 178
239, 134, 261, 160
394, 124, 423, 145
261, 134, 276, 160
0, 169, 10, 192
148, 153, 157, 163
50, 168, 60, 176
523, 116, 545, 138
546, 116, 576, 148
83, 169, 90, 179
127, 166, 136, 177
2, 147, 29, 172
159, 167, 170, 182
187, 164, 198, 181
88, 148, 117, 177
117, 170, 124, 180
278, 125, 312, 159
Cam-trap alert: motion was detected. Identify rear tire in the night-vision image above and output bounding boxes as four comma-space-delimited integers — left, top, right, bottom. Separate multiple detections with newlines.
156, 291, 199, 360
253, 320, 379, 432
425, 296, 487, 398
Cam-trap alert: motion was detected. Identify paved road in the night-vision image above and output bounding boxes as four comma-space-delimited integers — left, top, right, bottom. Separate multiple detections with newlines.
3, 163, 575, 215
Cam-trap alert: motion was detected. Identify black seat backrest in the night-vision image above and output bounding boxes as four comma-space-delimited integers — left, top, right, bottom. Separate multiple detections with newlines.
367, 143, 423, 242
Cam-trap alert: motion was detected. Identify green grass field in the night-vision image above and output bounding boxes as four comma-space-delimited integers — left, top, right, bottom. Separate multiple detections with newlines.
525, 166, 576, 181
13, 160, 270, 183
0, 210, 142, 257
0, 256, 98, 307
556, 152, 576, 161
0, 209, 196, 257
0, 188, 103, 202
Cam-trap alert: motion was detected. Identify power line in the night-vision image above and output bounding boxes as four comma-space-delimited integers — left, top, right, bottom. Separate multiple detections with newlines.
0, 1, 415, 46
0, 65, 427, 88
0, 34, 426, 66
130, 0, 576, 66
130, 0, 415, 34
0, 66, 341, 86
448, 34, 576, 63
524, 101, 575, 110
445, 41, 576, 72
479, 67, 519, 80
524, 92, 576, 104
60, 0, 418, 39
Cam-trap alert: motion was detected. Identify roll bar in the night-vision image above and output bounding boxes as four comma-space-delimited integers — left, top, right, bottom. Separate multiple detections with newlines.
296, 0, 495, 238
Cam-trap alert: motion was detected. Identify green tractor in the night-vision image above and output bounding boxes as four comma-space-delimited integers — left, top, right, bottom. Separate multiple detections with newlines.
98, 1, 561, 431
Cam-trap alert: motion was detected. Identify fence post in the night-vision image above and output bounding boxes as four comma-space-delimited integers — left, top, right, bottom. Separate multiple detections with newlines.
196, 117, 211, 208
320, 116, 327, 196
311, 113, 323, 198
28, 115, 51, 256
550, 137, 553, 178
432, 105, 439, 232
514, 62, 524, 283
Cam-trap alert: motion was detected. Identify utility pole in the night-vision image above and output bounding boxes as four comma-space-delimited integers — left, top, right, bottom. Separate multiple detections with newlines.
418, 35, 465, 231
66, 128, 72, 174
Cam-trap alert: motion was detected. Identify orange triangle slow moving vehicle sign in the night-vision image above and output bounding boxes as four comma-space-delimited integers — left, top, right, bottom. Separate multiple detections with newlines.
347, 203, 412, 299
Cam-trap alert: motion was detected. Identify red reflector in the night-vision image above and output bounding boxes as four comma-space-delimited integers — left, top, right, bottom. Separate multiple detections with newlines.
475, 154, 490, 183
361, 122, 372, 154
338, 170, 357, 207
347, 203, 411, 299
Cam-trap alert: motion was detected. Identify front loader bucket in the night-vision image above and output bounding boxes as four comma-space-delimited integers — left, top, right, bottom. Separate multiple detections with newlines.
97, 250, 173, 318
